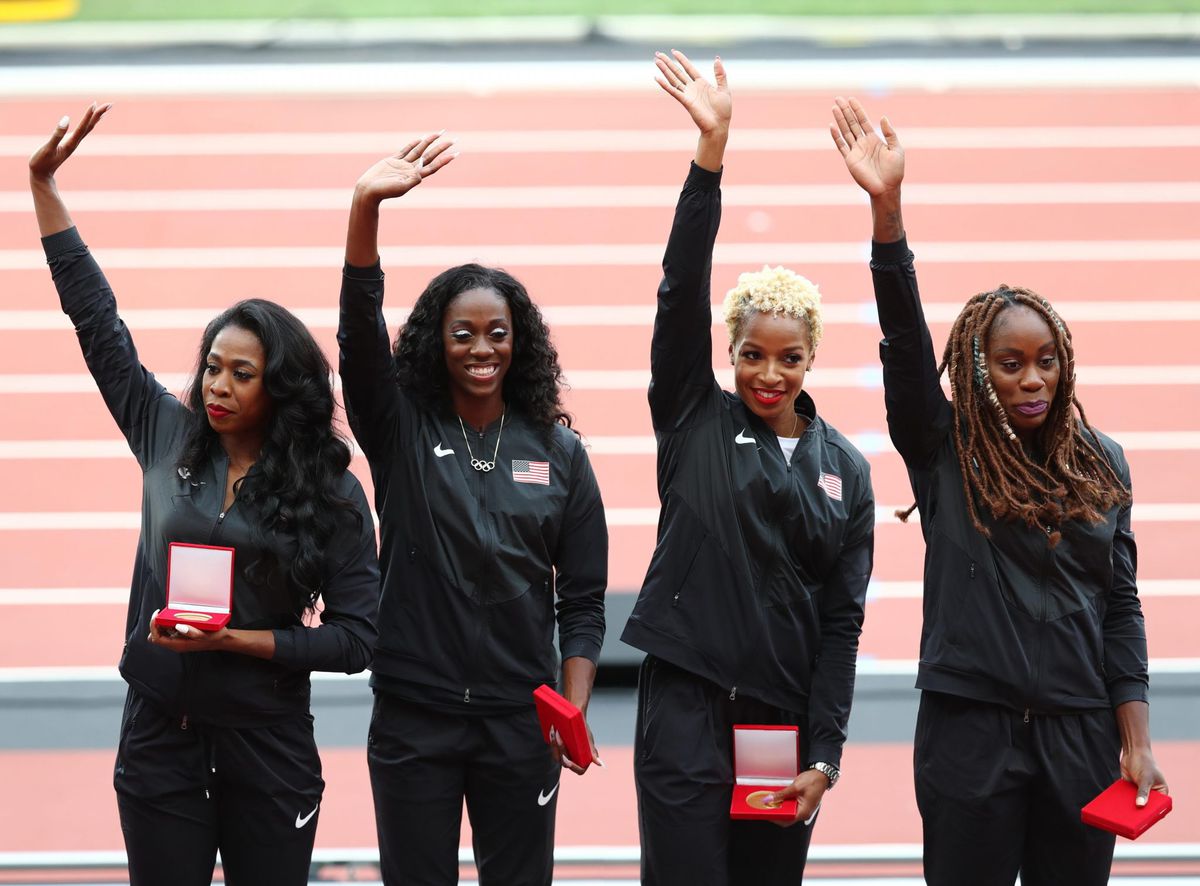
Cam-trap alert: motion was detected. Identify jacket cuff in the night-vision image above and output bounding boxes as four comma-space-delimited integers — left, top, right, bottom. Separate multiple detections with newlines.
686, 160, 722, 190
560, 638, 602, 666
1109, 677, 1150, 708
271, 628, 300, 668
805, 742, 844, 770
343, 260, 384, 280
42, 226, 85, 260
871, 235, 911, 265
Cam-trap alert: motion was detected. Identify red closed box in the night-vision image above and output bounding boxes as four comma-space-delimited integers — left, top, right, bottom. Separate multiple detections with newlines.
533, 684, 593, 772
730, 725, 800, 822
1081, 779, 1173, 840
154, 542, 235, 633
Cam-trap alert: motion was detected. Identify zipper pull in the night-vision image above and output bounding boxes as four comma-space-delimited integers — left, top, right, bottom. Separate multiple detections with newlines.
729, 687, 737, 701
180, 715, 189, 731
1023, 708, 1031, 724
217, 512, 226, 523
464, 689, 471, 703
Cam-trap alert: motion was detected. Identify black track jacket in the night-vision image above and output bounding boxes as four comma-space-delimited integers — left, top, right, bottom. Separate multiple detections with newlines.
871, 236, 1149, 713
338, 263, 607, 711
44, 228, 380, 727
621, 164, 875, 768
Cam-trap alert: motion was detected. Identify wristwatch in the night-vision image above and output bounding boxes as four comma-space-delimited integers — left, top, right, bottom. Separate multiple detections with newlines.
808, 761, 840, 790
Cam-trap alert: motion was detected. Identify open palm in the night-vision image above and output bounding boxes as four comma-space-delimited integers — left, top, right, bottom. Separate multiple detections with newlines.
831, 96, 904, 197
355, 132, 456, 203
655, 50, 731, 136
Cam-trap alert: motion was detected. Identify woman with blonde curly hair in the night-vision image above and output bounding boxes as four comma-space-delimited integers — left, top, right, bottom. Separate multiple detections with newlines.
620, 52, 875, 885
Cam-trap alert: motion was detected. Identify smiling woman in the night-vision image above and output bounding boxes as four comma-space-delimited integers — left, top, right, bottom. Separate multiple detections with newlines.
619, 51, 875, 886
337, 133, 608, 884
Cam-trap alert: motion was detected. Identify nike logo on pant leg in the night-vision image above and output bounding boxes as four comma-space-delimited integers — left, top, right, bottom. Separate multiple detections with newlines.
537, 782, 560, 806
295, 804, 319, 828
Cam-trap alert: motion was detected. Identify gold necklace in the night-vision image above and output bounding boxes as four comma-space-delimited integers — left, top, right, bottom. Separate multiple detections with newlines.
458, 411, 505, 472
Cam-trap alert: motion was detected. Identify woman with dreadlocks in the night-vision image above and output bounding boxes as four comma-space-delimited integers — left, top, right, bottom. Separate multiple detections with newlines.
830, 96, 1168, 885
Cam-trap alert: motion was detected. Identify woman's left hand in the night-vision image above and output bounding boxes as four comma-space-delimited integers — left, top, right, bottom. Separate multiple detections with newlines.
764, 769, 829, 827
550, 717, 604, 776
1121, 746, 1169, 807
147, 610, 231, 653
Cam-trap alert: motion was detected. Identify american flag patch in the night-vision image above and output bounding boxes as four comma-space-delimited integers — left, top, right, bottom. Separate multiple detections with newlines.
512, 460, 550, 486
817, 472, 843, 501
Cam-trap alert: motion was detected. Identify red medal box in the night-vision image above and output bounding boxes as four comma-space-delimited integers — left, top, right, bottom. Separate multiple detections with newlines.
153, 542, 236, 632
1081, 779, 1173, 840
730, 724, 800, 822
533, 684, 593, 772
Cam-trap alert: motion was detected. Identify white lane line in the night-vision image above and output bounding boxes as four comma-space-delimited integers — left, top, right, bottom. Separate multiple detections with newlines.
4, 579, 1195, 606
2, 127, 1200, 159
4, 301, 1198, 332
3, 430, 1199, 461
865, 579, 1200, 600
3, 181, 1200, 212
2, 364, 1199, 395
3, 658, 1198, 682
0, 57, 1196, 95
5, 504, 1198, 531
5, 240, 1200, 271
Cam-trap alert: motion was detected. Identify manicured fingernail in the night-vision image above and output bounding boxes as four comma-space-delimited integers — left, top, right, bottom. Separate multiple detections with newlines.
176, 624, 191, 635
57, 116, 69, 129
763, 794, 775, 805
594, 756, 606, 768
1137, 796, 1147, 807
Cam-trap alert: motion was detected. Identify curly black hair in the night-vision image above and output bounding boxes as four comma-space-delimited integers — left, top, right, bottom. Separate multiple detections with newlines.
176, 299, 361, 611
393, 264, 573, 433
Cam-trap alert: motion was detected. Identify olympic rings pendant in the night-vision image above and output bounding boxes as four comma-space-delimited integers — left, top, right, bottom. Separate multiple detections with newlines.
470, 458, 495, 472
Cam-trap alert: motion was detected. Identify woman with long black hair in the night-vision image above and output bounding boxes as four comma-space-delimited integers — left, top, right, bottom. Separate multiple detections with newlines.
339, 134, 608, 884
29, 104, 380, 886
830, 94, 1168, 886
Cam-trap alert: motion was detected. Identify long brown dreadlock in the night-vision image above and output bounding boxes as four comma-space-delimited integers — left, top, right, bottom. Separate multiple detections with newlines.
897, 285, 1130, 547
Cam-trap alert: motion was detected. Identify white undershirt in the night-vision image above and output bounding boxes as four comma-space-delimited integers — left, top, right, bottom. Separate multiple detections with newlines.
777, 435, 800, 462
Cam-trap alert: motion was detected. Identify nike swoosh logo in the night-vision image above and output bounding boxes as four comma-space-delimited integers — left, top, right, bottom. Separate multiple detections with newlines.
433, 442, 454, 458
295, 804, 319, 828
537, 782, 560, 806
735, 429, 755, 445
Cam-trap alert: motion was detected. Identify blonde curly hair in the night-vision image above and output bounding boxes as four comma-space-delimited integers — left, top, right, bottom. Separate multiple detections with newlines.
723, 265, 823, 348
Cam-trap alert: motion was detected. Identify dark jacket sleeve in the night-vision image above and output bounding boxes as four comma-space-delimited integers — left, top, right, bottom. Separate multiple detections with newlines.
44, 227, 182, 468
337, 261, 409, 460
553, 436, 608, 665
806, 459, 874, 768
648, 162, 724, 432
1100, 443, 1150, 707
870, 237, 952, 467
271, 478, 380, 673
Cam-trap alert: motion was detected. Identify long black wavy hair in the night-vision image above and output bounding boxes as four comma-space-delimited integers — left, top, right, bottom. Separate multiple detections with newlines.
176, 299, 360, 611
393, 264, 573, 433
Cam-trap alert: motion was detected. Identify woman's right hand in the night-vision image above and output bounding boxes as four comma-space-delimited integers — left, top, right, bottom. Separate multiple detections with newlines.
655, 49, 730, 173
29, 102, 111, 185
352, 132, 457, 206
830, 95, 904, 197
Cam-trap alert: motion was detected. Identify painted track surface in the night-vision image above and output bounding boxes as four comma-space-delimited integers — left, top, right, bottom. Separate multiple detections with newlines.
0, 81, 1198, 855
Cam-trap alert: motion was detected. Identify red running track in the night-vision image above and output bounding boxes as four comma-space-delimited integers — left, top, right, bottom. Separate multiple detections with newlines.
0, 84, 1198, 852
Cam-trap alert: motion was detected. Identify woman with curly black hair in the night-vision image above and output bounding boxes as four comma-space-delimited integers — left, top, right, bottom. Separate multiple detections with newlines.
339, 135, 608, 885
30, 104, 380, 886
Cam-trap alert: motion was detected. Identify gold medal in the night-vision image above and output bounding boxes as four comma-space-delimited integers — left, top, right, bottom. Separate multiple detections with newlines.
172, 612, 213, 622
745, 790, 782, 810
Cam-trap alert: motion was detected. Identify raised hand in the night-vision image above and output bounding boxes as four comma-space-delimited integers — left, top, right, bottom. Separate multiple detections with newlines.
655, 50, 731, 139
354, 132, 457, 205
830, 96, 904, 197
29, 102, 111, 183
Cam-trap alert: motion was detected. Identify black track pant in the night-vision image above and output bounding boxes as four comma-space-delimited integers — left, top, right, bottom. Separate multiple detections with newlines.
634, 656, 816, 886
367, 691, 561, 886
915, 691, 1120, 886
114, 690, 324, 886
